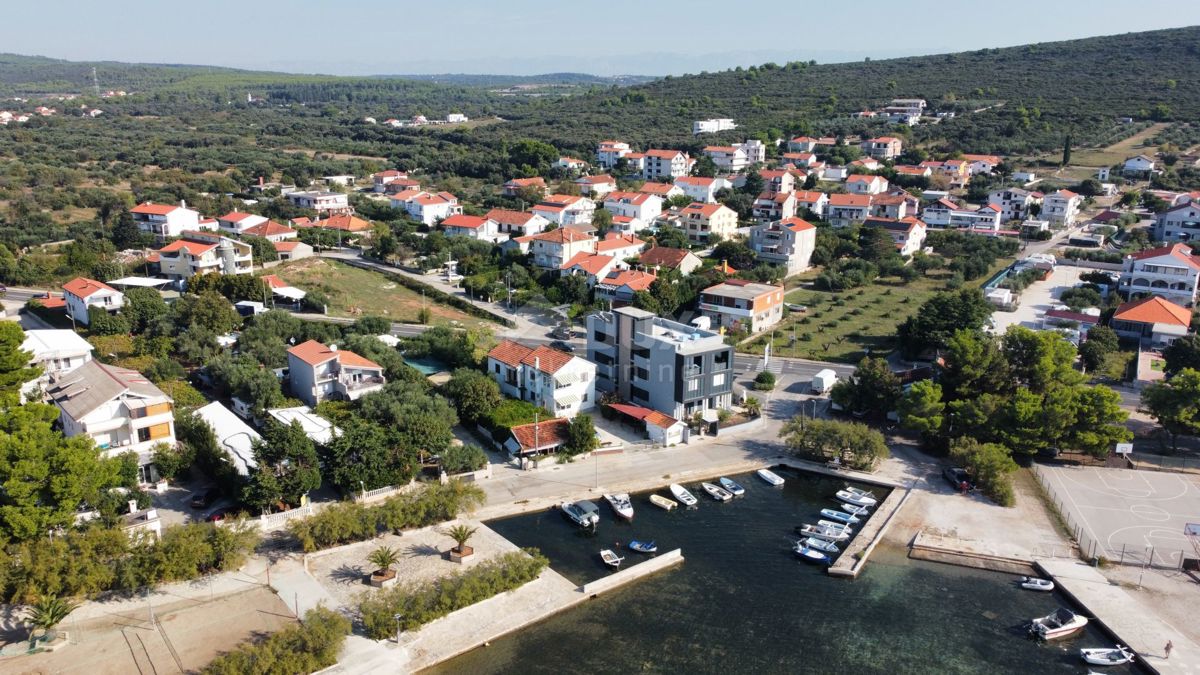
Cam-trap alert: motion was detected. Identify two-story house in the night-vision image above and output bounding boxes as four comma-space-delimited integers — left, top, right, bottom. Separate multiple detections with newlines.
758, 169, 796, 194
217, 211, 268, 235
532, 194, 596, 226
594, 269, 657, 306
787, 136, 818, 153
1154, 199, 1200, 243
679, 202, 738, 243
21, 329, 94, 399
442, 214, 504, 242
389, 190, 462, 225
286, 191, 353, 216
46, 360, 175, 482
502, 177, 547, 197
826, 193, 872, 227
987, 188, 1041, 222
596, 140, 632, 169
699, 280, 784, 334
242, 220, 297, 242
642, 149, 693, 181
846, 174, 889, 195
870, 192, 918, 220
921, 198, 1002, 231
528, 228, 597, 269
372, 169, 409, 192
637, 182, 684, 201
595, 232, 646, 260
674, 176, 726, 203
752, 191, 797, 223
861, 136, 903, 160
486, 208, 551, 237
132, 202, 205, 241
156, 231, 254, 281
962, 154, 1003, 175
63, 277, 124, 326
561, 252, 619, 285
1119, 243, 1200, 306
286, 340, 386, 407
749, 218, 816, 276
1042, 190, 1083, 227
486, 341, 596, 419
575, 174, 617, 198
587, 306, 734, 420
639, 246, 704, 276
604, 191, 663, 225
864, 216, 928, 257
793, 191, 829, 219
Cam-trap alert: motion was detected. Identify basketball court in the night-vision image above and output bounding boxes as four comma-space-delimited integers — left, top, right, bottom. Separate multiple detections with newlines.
1036, 465, 1200, 567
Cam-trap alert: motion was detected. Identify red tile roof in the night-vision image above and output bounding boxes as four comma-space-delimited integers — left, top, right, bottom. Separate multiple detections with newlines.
442, 215, 489, 230
509, 418, 570, 452
639, 247, 692, 269
596, 233, 643, 254
287, 339, 381, 369
561, 252, 616, 275
598, 269, 657, 291
778, 217, 815, 232
680, 202, 725, 217
486, 209, 540, 227
607, 403, 679, 429
63, 277, 118, 299
1128, 244, 1200, 270
504, 177, 546, 188
645, 149, 686, 160
158, 238, 218, 255
261, 274, 288, 289
273, 241, 303, 252
219, 211, 257, 223
828, 194, 872, 207
637, 182, 676, 196
1113, 296, 1192, 327
319, 214, 372, 232
487, 340, 575, 374
131, 202, 180, 216
242, 221, 295, 237
530, 228, 594, 244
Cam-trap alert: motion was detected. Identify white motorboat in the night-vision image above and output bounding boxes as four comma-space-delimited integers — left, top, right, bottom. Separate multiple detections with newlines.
600, 549, 625, 568
1080, 645, 1135, 666
803, 536, 839, 554
701, 482, 733, 502
1020, 576, 1055, 592
843, 486, 874, 498
820, 508, 860, 524
649, 494, 677, 511
718, 477, 745, 496
603, 493, 635, 521
793, 542, 831, 565
841, 503, 870, 516
757, 468, 785, 486
1029, 608, 1089, 640
817, 519, 853, 534
796, 524, 850, 542
561, 500, 600, 528
669, 483, 698, 507
836, 490, 877, 508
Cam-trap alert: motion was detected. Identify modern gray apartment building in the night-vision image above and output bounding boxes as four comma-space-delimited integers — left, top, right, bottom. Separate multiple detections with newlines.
587, 306, 734, 420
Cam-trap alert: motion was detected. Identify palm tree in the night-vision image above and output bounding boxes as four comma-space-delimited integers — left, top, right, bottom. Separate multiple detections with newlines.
367, 546, 400, 576
446, 524, 478, 554
743, 396, 762, 418
25, 596, 77, 646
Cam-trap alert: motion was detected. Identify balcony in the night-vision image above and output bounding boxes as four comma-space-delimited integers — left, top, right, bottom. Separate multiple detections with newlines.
335, 375, 386, 400
683, 364, 702, 378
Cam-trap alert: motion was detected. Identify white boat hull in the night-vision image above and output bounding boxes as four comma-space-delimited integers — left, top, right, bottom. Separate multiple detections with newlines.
603, 493, 635, 521
757, 469, 785, 486
649, 494, 677, 511
701, 482, 733, 502
669, 483, 698, 507
1080, 646, 1134, 666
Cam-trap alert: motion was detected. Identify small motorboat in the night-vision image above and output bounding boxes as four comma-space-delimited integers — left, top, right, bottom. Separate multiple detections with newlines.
670, 483, 698, 507
836, 490, 877, 508
803, 536, 839, 554
1080, 645, 1135, 666
600, 549, 625, 568
843, 486, 874, 498
1029, 608, 1089, 640
1020, 576, 1055, 592
649, 494, 677, 511
793, 542, 831, 565
718, 477, 745, 496
817, 520, 853, 534
796, 524, 850, 542
820, 508, 860, 524
701, 482, 733, 502
841, 503, 870, 516
561, 501, 600, 528
603, 493, 635, 521
757, 468, 785, 486
628, 540, 657, 554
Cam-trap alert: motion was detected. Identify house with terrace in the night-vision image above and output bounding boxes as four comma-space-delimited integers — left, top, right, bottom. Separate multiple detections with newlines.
286, 340, 386, 407
486, 340, 596, 419
1118, 244, 1200, 306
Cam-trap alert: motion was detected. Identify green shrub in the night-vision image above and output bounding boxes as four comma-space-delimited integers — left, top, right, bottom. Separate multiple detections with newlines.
358, 549, 548, 639
201, 605, 350, 675
753, 371, 777, 391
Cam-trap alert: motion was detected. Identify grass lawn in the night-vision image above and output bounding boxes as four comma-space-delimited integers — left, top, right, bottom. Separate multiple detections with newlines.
1034, 122, 1169, 168
742, 260, 1012, 363
1096, 350, 1136, 382
269, 258, 484, 325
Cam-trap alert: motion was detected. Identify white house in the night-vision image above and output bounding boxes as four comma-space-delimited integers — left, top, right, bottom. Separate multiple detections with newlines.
156, 231, 254, 281
962, 154, 1004, 175
866, 217, 928, 257
703, 141, 763, 173
861, 136, 903, 160
242, 220, 298, 242
560, 252, 619, 285
1111, 296, 1192, 347
216, 211, 268, 235
528, 228, 597, 269
793, 191, 829, 218
1118, 243, 1200, 306
442, 214, 504, 242
987, 188, 1041, 222
693, 118, 737, 135
63, 277, 124, 326
20, 329, 93, 399
604, 191, 663, 224
595, 232, 646, 260
286, 191, 352, 215
758, 169, 796, 194
1153, 199, 1200, 243
131, 202, 204, 241
1042, 190, 1083, 227
45, 360, 175, 481
642, 149, 692, 181
532, 194, 595, 226
486, 340, 596, 419
846, 174, 889, 195
637, 182, 685, 201
921, 199, 1002, 231
749, 217, 817, 275
787, 136, 818, 153
486, 209, 551, 236
575, 174, 617, 198
826, 194, 872, 227
372, 169, 408, 192
751, 191, 797, 223
1122, 154, 1159, 178
389, 190, 463, 225
286, 340, 386, 407
674, 176, 724, 203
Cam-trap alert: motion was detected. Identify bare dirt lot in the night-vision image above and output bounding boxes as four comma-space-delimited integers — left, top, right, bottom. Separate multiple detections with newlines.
7, 586, 294, 675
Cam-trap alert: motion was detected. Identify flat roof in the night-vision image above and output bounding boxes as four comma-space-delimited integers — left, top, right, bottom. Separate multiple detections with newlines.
108, 276, 173, 288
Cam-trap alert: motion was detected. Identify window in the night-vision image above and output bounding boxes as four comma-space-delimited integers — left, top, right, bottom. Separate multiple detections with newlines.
687, 379, 699, 392
712, 373, 725, 387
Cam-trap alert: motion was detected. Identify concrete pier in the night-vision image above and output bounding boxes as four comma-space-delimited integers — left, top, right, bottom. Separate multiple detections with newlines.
828, 487, 911, 578
909, 532, 1037, 575
1038, 559, 1198, 675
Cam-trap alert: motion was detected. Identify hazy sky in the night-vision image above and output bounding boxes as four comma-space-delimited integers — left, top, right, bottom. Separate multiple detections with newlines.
4, 1, 1199, 76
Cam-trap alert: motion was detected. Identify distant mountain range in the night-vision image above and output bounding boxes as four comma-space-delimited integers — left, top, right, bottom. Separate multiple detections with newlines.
375, 73, 656, 89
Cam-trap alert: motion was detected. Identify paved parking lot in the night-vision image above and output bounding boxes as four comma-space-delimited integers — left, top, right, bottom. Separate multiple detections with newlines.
989, 265, 1088, 335
1036, 465, 1200, 567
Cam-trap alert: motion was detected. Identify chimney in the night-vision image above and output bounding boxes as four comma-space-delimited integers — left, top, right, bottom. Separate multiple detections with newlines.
180, 199, 187, 209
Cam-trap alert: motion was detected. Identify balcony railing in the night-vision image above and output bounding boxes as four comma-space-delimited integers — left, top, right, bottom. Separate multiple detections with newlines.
337, 375, 385, 392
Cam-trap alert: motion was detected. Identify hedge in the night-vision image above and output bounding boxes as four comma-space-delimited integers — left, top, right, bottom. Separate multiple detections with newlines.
358, 549, 548, 639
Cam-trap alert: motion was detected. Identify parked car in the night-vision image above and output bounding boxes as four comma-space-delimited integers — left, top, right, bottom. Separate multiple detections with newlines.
551, 324, 573, 340
191, 487, 221, 509
785, 303, 808, 312
206, 507, 235, 522
548, 340, 575, 353
943, 467, 973, 491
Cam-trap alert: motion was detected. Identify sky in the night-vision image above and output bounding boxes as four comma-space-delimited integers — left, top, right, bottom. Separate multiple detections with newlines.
4, 1, 1200, 76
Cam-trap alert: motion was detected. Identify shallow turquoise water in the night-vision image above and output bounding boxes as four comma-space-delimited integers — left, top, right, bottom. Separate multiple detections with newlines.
426, 467, 1137, 674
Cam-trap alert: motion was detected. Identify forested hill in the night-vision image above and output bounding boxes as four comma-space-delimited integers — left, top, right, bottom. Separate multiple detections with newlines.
384, 73, 656, 88
0, 53, 243, 94
496, 26, 1200, 155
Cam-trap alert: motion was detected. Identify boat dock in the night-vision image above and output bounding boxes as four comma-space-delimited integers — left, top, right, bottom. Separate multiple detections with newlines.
1038, 559, 1198, 674
395, 549, 684, 672
828, 487, 911, 578
909, 532, 1037, 575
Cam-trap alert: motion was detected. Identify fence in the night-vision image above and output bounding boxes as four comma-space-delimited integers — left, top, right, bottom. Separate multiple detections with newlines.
1131, 454, 1200, 475
255, 504, 314, 531
1031, 465, 1191, 570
